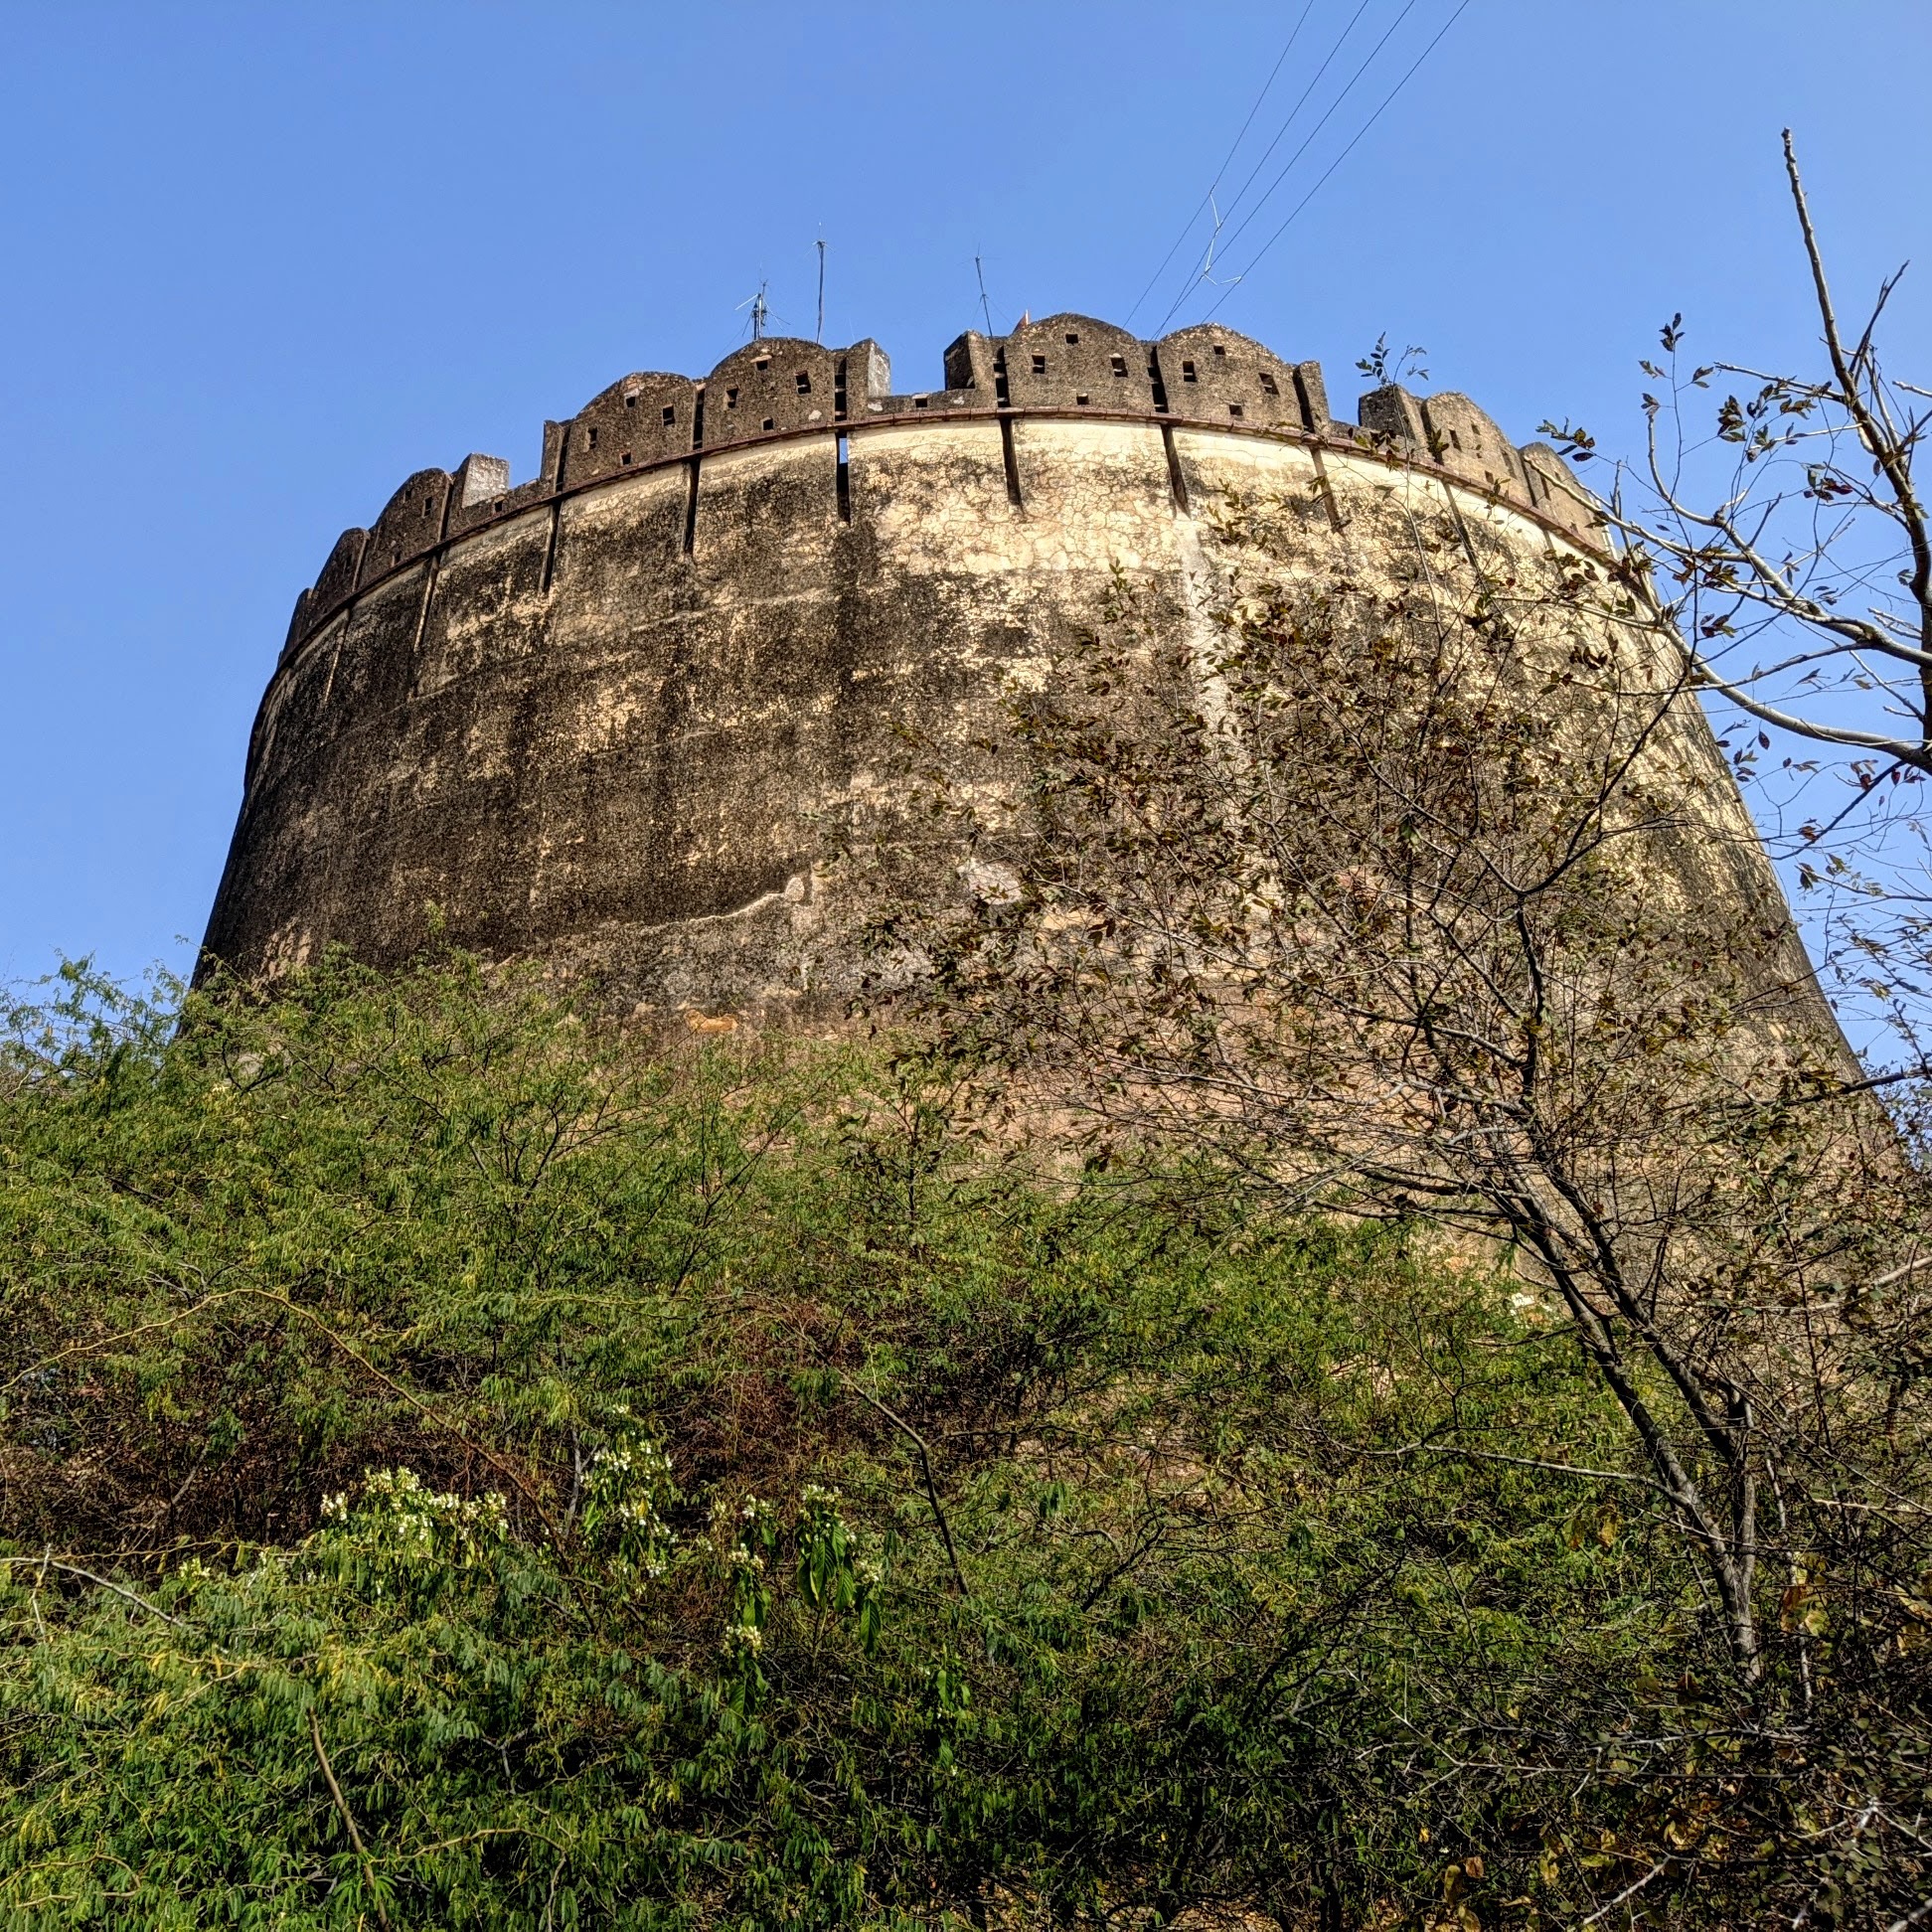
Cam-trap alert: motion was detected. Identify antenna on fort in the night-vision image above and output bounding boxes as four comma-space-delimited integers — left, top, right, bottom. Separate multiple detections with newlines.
735, 281, 770, 342
974, 253, 995, 335
815, 237, 827, 344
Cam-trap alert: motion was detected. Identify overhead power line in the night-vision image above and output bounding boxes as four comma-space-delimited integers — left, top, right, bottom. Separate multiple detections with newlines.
1124, 0, 1318, 327
1141, 0, 1384, 334
1191, 0, 1380, 263
1206, 0, 1420, 263
1199, 0, 1475, 326
1153, 0, 1428, 335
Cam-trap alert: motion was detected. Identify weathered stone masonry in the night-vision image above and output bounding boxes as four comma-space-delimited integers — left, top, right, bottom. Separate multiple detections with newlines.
200, 313, 1771, 1018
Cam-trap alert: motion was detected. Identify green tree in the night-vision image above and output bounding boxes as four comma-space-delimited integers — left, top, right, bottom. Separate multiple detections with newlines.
876, 491, 1932, 1925
0, 954, 1844, 1926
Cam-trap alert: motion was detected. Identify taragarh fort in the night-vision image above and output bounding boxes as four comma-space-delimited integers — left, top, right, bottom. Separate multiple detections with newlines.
197, 314, 1796, 1018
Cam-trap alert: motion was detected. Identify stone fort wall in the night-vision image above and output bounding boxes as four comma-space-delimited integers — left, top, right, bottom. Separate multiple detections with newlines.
200, 313, 1778, 1018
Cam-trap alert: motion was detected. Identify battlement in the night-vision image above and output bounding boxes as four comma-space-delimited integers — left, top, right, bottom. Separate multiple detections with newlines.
208, 303, 1774, 1034
279, 315, 1605, 661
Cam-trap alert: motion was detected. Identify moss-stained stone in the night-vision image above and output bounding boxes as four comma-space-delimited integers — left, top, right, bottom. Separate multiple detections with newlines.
198, 322, 1818, 1031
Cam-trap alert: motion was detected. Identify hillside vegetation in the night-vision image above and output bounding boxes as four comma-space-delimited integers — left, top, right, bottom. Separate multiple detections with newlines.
0, 958, 1924, 1929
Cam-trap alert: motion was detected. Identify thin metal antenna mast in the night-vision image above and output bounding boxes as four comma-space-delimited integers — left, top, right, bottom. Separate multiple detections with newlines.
974, 253, 995, 334
815, 237, 826, 343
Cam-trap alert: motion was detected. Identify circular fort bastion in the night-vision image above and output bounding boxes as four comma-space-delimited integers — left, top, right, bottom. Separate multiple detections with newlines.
199, 313, 1801, 1019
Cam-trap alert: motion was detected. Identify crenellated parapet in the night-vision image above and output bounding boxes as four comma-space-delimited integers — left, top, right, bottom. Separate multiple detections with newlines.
205, 301, 1817, 1035
279, 314, 1606, 663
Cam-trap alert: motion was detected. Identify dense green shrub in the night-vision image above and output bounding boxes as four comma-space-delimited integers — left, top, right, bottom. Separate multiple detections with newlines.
0, 960, 1919, 1926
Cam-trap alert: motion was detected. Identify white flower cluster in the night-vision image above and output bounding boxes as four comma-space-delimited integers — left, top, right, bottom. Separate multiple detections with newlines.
319, 1468, 509, 1558
589, 1438, 672, 1485
584, 1436, 678, 1578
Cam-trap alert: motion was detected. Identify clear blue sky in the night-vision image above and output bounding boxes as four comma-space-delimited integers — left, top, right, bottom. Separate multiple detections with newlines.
3, 0, 1928, 988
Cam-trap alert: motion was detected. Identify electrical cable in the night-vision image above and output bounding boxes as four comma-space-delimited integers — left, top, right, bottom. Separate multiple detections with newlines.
1124, 0, 1320, 327
1201, 0, 1380, 259
1198, 0, 1475, 326
1152, 0, 1426, 334
1144, 0, 1385, 335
